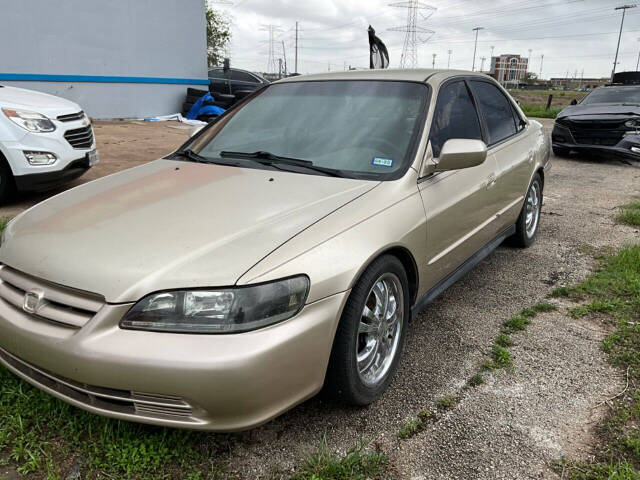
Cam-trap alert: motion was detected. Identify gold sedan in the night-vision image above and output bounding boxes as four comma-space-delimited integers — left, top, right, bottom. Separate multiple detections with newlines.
0, 69, 550, 431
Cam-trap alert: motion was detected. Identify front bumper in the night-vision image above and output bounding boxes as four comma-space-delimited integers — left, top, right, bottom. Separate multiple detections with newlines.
14, 155, 92, 192
0, 289, 348, 431
552, 122, 640, 159
0, 116, 96, 187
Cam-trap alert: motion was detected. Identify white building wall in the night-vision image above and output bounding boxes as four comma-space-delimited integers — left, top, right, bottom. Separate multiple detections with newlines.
0, 0, 208, 118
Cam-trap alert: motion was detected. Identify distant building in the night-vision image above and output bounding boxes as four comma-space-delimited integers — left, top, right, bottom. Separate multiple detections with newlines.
489, 54, 529, 86
550, 77, 609, 90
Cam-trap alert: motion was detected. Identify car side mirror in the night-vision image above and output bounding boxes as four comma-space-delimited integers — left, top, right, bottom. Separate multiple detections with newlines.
570, 99, 578, 105
436, 139, 487, 172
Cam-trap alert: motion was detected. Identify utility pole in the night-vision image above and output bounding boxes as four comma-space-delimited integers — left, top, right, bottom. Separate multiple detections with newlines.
612, 5, 636, 81
388, 0, 436, 68
260, 24, 283, 74
472, 27, 483, 71
447, 49, 452, 69
281, 40, 287, 76
539, 54, 544, 79
294, 21, 299, 74
480, 56, 486, 72
636, 37, 640, 71
490, 45, 494, 59
432, 53, 436, 68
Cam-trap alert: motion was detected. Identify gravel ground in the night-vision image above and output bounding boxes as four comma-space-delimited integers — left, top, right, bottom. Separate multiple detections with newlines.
223, 118, 640, 478
1, 119, 639, 479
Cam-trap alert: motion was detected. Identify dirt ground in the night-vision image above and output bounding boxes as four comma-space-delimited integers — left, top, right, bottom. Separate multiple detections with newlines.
508, 90, 588, 108
1, 119, 639, 479
0, 120, 192, 218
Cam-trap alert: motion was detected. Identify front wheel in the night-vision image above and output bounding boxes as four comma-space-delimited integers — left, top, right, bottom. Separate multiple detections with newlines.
324, 255, 409, 405
510, 173, 542, 248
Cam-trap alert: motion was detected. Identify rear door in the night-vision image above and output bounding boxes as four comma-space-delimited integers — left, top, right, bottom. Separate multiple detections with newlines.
418, 79, 502, 289
469, 80, 534, 227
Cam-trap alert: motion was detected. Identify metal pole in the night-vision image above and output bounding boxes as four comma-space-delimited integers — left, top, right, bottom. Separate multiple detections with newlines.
636, 38, 640, 71
472, 27, 483, 71
294, 21, 299, 74
281, 40, 287, 76
539, 54, 544, 78
432, 53, 436, 68
612, 5, 636, 81
447, 49, 452, 69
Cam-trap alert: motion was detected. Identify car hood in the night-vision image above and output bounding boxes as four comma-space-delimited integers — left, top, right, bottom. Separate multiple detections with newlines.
557, 104, 640, 119
0, 85, 81, 116
0, 160, 377, 303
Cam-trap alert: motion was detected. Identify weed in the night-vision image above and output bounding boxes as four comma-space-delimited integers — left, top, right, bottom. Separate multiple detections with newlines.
468, 374, 484, 387
520, 307, 537, 318
519, 104, 563, 119
291, 440, 387, 480
618, 202, 640, 227
533, 301, 557, 312
398, 410, 432, 440
551, 286, 571, 297
502, 314, 531, 333
436, 395, 457, 410
495, 333, 514, 348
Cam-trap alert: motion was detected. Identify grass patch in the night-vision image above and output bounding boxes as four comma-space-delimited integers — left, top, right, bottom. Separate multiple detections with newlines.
436, 395, 457, 410
520, 104, 563, 119
618, 202, 640, 227
495, 333, 514, 348
397, 410, 432, 440
533, 301, 558, 312
468, 374, 484, 387
483, 344, 512, 370
291, 440, 388, 480
554, 244, 640, 479
502, 314, 531, 333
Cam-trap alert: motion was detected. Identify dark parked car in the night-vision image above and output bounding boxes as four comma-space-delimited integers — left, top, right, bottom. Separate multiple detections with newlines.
208, 67, 269, 96
552, 83, 640, 160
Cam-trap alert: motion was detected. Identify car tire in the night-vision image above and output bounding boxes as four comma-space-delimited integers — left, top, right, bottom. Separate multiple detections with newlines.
552, 146, 570, 157
324, 255, 409, 405
510, 173, 543, 248
0, 158, 15, 204
186, 87, 208, 98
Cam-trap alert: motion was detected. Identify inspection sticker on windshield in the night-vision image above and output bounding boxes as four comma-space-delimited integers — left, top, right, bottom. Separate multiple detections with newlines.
372, 157, 394, 167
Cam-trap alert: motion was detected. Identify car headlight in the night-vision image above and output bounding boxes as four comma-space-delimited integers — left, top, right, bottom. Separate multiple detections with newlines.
120, 276, 310, 334
2, 108, 56, 132
625, 118, 640, 129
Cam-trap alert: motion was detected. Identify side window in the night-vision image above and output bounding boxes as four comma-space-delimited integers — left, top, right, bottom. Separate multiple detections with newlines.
230, 70, 259, 83
208, 69, 225, 79
470, 81, 517, 144
429, 81, 483, 158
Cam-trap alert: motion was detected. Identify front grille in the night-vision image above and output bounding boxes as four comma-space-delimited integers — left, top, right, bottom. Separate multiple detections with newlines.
57, 111, 85, 122
0, 265, 104, 328
64, 125, 94, 149
558, 118, 627, 146
0, 348, 195, 421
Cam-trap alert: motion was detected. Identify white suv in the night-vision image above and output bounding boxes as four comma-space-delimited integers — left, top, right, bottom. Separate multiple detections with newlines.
0, 85, 98, 201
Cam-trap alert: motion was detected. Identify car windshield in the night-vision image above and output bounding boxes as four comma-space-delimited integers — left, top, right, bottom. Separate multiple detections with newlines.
581, 86, 640, 105
190, 80, 429, 179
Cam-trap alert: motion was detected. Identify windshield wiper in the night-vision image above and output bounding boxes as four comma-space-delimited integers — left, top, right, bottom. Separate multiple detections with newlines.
219, 150, 345, 177
174, 148, 211, 164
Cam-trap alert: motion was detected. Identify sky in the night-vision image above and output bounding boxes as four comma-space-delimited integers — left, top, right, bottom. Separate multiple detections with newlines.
210, 0, 640, 79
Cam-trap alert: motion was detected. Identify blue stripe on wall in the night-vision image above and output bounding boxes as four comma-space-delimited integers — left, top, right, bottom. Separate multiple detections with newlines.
0, 73, 209, 85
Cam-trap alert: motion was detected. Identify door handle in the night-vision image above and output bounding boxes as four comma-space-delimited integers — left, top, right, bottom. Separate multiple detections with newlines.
485, 173, 497, 189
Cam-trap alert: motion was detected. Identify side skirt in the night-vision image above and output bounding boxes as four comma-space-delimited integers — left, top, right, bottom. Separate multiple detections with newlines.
410, 224, 516, 319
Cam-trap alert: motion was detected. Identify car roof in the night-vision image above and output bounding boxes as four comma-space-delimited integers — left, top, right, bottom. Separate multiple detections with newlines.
275, 68, 485, 84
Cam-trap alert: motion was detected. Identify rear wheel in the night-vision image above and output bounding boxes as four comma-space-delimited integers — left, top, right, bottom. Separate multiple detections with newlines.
510, 173, 542, 248
325, 255, 409, 405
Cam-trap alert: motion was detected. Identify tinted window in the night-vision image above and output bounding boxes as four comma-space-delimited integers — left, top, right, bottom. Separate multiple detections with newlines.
230, 70, 259, 83
471, 81, 517, 144
208, 69, 225, 79
429, 81, 482, 157
194, 81, 429, 180
582, 86, 640, 104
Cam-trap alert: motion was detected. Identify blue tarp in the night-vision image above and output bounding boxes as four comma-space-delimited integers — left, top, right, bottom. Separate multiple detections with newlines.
186, 92, 226, 120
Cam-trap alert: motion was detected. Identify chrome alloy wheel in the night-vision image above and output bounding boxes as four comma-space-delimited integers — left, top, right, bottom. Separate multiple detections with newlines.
525, 181, 541, 238
356, 273, 404, 387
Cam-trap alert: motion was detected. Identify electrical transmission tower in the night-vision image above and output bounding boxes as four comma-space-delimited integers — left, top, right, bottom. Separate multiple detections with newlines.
260, 24, 283, 74
388, 0, 436, 69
